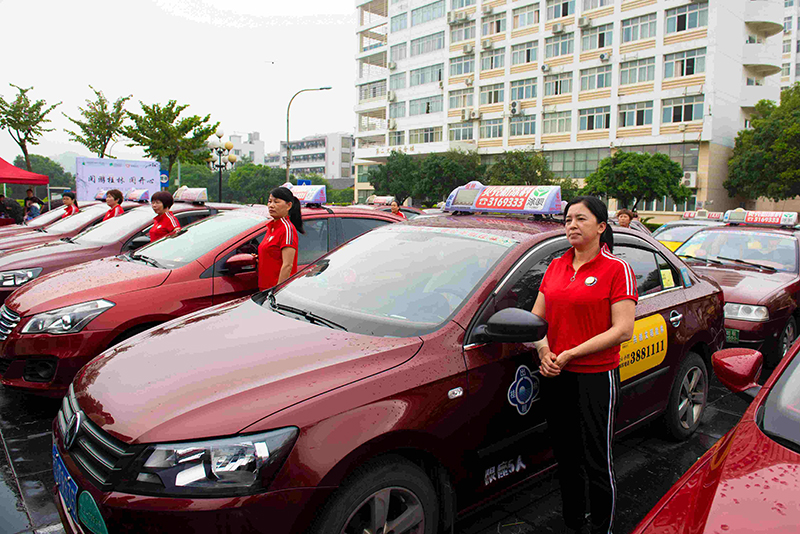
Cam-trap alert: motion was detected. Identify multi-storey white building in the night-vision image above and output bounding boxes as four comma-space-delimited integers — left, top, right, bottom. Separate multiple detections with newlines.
265, 132, 355, 180
354, 0, 784, 218
228, 132, 266, 165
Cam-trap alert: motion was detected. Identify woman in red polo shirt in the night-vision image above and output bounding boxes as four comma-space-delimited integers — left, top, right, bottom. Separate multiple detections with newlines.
61, 192, 79, 218
389, 200, 406, 219
258, 186, 304, 291
102, 189, 124, 221
531, 196, 637, 534
149, 191, 180, 242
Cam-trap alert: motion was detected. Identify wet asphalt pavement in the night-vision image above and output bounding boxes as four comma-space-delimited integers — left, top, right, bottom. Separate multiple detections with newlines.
0, 366, 764, 534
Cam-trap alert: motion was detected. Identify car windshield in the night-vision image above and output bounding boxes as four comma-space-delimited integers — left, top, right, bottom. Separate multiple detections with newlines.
73, 207, 155, 245
26, 206, 67, 228
761, 352, 800, 454
42, 204, 110, 234
675, 230, 798, 272
129, 213, 266, 269
269, 225, 517, 337
653, 224, 708, 243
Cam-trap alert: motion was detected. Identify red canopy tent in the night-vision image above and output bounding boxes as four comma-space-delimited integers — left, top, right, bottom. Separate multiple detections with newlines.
0, 157, 51, 222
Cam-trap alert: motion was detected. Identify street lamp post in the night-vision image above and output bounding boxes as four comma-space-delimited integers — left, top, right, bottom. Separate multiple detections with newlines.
207, 129, 237, 202
286, 87, 332, 183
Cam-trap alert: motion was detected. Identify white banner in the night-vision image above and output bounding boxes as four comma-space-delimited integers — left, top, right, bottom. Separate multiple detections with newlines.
75, 157, 161, 203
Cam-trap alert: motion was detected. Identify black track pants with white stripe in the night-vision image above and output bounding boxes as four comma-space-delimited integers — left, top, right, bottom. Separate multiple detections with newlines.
542, 368, 621, 534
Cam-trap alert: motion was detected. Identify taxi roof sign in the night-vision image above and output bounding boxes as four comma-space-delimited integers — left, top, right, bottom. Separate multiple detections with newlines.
173, 187, 208, 203
723, 209, 798, 227
94, 189, 109, 201
125, 189, 150, 202
291, 185, 326, 205
444, 182, 563, 215
370, 195, 395, 206
683, 210, 723, 220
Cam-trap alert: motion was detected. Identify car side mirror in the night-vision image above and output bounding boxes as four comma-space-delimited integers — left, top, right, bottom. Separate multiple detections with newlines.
127, 236, 151, 250
223, 253, 256, 275
712, 348, 762, 402
474, 308, 548, 344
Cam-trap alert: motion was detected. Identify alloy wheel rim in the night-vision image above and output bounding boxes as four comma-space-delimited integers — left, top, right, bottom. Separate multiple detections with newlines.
677, 366, 706, 430
340, 486, 425, 534
781, 321, 796, 358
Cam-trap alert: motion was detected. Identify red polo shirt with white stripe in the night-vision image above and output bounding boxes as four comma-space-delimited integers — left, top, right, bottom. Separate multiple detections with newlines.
258, 217, 299, 290
62, 205, 79, 218
102, 204, 124, 221
539, 244, 638, 373
149, 211, 180, 242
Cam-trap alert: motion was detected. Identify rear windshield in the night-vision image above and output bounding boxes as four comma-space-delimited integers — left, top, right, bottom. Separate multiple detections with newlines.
26, 206, 67, 228
676, 230, 798, 273
653, 224, 706, 243
74, 207, 155, 245
42, 204, 110, 234
761, 353, 800, 454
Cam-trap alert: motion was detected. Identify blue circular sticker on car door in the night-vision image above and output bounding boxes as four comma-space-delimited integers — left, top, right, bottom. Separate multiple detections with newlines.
508, 365, 540, 415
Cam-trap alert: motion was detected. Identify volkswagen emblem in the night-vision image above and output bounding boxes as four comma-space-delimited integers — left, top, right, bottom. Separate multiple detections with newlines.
64, 412, 82, 450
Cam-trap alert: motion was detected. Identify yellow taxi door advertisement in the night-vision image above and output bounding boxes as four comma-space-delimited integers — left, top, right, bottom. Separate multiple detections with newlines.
619, 314, 668, 382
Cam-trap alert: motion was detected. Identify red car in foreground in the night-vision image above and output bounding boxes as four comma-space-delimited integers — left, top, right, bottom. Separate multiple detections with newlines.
49, 184, 723, 534
632, 343, 800, 533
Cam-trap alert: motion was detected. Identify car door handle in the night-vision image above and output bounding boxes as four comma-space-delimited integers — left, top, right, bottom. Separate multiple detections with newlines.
669, 310, 683, 327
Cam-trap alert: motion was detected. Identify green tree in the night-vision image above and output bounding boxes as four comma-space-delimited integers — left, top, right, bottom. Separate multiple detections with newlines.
366, 151, 419, 204
0, 84, 61, 171
416, 149, 485, 201
63, 86, 131, 158
122, 100, 218, 180
229, 163, 286, 204
486, 149, 581, 200
726, 85, 800, 201
583, 151, 690, 210
12, 154, 75, 190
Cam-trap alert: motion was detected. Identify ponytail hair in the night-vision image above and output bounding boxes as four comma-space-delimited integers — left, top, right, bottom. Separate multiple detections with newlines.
270, 186, 305, 234
564, 196, 614, 253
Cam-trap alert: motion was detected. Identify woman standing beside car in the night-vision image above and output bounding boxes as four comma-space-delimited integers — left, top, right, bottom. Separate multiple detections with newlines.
102, 189, 124, 221
61, 192, 79, 218
531, 196, 637, 534
258, 186, 304, 291
149, 191, 180, 242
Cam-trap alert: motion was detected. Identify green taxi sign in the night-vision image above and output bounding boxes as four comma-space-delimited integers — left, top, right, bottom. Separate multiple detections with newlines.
78, 491, 109, 534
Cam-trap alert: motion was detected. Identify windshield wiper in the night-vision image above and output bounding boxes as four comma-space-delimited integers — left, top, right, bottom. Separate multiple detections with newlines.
267, 297, 347, 331
677, 254, 723, 266
34, 227, 46, 233
60, 236, 76, 243
131, 254, 163, 269
716, 256, 777, 272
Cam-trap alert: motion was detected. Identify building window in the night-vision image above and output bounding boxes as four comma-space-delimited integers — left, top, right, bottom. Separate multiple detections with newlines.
666, 3, 708, 34
746, 34, 764, 44
619, 101, 653, 127
511, 41, 538, 65
579, 106, 610, 131
664, 48, 706, 78
391, 13, 408, 32
511, 78, 537, 100
546, 0, 574, 20
481, 47, 506, 70
619, 57, 655, 85
662, 95, 704, 123
482, 13, 507, 36
452, 0, 476, 8
410, 63, 444, 86
389, 131, 405, 146
546, 147, 611, 178
480, 118, 504, 138
409, 126, 443, 143
359, 80, 387, 101
480, 83, 505, 104
787, 0, 795, 7
390, 73, 406, 90
510, 115, 536, 136
449, 88, 475, 108
582, 23, 613, 51
450, 55, 475, 76
621, 13, 657, 43
451, 21, 476, 43
583, 0, 611, 9
513, 4, 540, 29
580, 65, 612, 91
544, 72, 573, 96
412, 1, 445, 26
746, 77, 764, 86
411, 32, 445, 56
784, 39, 792, 54
783, 63, 791, 76
545, 33, 574, 58
409, 95, 444, 115
543, 111, 572, 134
786, 16, 793, 32
449, 122, 474, 140
390, 43, 407, 62
390, 102, 406, 118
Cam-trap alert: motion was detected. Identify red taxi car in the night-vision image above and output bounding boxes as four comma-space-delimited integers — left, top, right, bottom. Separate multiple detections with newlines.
631, 343, 800, 533
0, 203, 99, 238
675, 210, 800, 363
49, 184, 723, 534
652, 210, 726, 252
0, 200, 400, 396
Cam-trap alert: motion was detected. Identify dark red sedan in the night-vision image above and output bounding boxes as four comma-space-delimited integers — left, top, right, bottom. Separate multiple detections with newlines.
48, 185, 724, 534
0, 202, 99, 238
631, 343, 800, 533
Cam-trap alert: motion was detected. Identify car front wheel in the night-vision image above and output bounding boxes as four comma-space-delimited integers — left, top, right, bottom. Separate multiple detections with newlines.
665, 352, 708, 440
311, 456, 439, 534
778, 316, 797, 363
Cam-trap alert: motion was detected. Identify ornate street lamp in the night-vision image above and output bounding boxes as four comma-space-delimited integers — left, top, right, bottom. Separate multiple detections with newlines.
207, 128, 237, 202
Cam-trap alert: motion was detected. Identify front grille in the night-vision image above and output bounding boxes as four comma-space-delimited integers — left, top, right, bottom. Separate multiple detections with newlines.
0, 305, 20, 341
57, 384, 134, 490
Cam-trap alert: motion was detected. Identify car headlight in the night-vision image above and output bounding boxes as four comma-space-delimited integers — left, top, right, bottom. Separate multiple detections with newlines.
119, 427, 298, 496
724, 303, 769, 322
21, 299, 115, 335
0, 267, 42, 287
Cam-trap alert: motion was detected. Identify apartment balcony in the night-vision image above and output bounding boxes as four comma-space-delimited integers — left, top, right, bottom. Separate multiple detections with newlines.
356, 141, 463, 162
740, 84, 780, 111
744, 0, 783, 38
742, 40, 782, 77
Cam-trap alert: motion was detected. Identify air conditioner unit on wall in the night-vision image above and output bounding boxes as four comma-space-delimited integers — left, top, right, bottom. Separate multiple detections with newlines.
599, 52, 611, 62
387, 90, 396, 102
456, 12, 468, 21
465, 76, 474, 86
541, 64, 551, 72
482, 5, 493, 14
552, 23, 565, 34
578, 17, 591, 28
682, 171, 697, 188
447, 12, 456, 24
439, 80, 445, 89
388, 61, 397, 70
461, 108, 471, 121
470, 109, 481, 120
509, 101, 520, 115
388, 118, 397, 130
482, 39, 493, 49
463, 43, 475, 54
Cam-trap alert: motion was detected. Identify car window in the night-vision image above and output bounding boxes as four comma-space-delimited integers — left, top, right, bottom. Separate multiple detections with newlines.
297, 218, 329, 266
41, 205, 110, 234
653, 224, 705, 243
761, 351, 800, 454
340, 217, 391, 243
74, 207, 155, 245
27, 206, 67, 228
178, 211, 209, 227
677, 230, 798, 273
497, 248, 567, 312
615, 246, 662, 296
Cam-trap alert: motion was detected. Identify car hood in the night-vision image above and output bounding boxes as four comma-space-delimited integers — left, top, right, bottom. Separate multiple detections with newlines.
639, 419, 800, 533
7, 257, 170, 317
0, 240, 102, 272
73, 298, 423, 444
690, 264, 796, 304
0, 232, 60, 252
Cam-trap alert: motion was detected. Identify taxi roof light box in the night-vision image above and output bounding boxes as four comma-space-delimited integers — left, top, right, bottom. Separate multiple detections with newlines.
444, 181, 563, 216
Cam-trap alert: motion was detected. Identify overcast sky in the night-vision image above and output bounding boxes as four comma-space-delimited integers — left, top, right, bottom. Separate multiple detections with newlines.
0, 0, 356, 168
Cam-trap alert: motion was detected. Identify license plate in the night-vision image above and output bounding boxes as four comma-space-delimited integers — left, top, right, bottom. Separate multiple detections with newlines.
726, 328, 740, 344
52, 444, 79, 526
